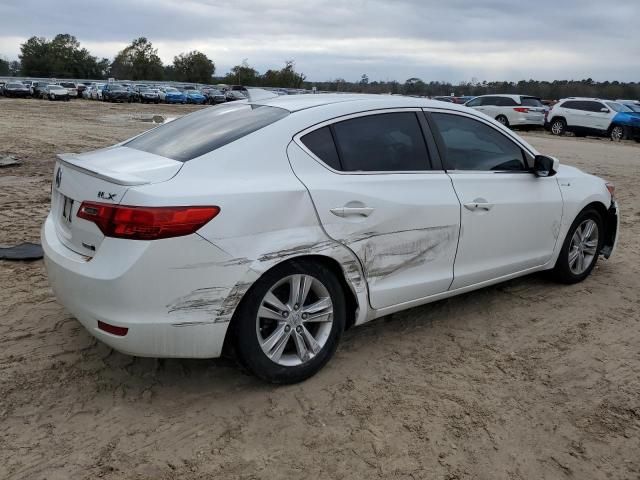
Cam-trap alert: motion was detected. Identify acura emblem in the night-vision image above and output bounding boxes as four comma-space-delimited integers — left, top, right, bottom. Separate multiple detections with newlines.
55, 167, 62, 188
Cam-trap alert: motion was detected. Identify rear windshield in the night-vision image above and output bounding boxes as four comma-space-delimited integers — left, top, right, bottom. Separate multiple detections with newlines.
521, 97, 544, 107
125, 103, 289, 162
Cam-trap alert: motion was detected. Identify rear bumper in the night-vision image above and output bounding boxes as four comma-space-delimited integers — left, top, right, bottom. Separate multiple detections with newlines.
41, 213, 249, 358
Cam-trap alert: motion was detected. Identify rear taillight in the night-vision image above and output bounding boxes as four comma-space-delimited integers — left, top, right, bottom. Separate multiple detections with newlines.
513, 107, 529, 113
77, 202, 220, 240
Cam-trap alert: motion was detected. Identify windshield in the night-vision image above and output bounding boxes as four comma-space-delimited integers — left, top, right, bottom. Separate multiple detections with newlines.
165, 87, 179, 93
60, 83, 75, 88
49, 85, 66, 91
7, 83, 24, 88
625, 103, 640, 112
606, 102, 632, 113
125, 103, 289, 162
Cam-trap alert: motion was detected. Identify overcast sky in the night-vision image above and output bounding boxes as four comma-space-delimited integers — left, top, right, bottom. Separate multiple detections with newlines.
0, 0, 638, 82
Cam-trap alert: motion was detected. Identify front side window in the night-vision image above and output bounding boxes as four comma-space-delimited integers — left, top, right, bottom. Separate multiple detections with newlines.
561, 101, 582, 110
126, 103, 289, 162
431, 113, 526, 171
332, 112, 430, 172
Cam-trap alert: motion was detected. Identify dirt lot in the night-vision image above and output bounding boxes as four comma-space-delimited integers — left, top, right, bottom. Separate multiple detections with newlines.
0, 98, 638, 480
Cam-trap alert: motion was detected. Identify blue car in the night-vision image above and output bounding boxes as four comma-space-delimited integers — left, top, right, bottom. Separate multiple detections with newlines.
162, 87, 186, 104
609, 101, 640, 141
185, 90, 207, 105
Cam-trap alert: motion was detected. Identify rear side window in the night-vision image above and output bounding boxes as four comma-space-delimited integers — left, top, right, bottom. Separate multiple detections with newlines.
495, 97, 518, 106
585, 101, 606, 112
431, 113, 525, 171
521, 97, 544, 107
126, 104, 289, 162
331, 112, 430, 171
300, 127, 341, 170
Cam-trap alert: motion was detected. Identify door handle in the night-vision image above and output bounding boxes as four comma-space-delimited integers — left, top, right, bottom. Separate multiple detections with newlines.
464, 202, 494, 211
330, 207, 374, 217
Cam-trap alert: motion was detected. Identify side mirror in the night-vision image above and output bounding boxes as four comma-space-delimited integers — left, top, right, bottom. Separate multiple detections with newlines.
533, 155, 559, 177
600, 108, 609, 113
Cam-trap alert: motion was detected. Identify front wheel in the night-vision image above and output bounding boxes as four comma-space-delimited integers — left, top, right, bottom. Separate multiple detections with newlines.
233, 260, 346, 384
610, 125, 625, 142
552, 208, 603, 284
550, 118, 566, 136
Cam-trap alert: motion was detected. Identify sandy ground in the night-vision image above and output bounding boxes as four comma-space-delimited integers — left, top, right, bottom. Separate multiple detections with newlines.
0, 98, 638, 480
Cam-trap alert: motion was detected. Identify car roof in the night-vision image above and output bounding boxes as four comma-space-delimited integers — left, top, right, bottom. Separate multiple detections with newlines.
561, 97, 604, 101
250, 93, 472, 113
473, 94, 534, 100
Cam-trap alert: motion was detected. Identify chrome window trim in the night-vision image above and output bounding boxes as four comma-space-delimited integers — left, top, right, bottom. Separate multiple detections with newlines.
292, 108, 445, 176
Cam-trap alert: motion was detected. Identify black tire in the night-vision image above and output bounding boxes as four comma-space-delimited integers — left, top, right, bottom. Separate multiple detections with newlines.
552, 208, 603, 284
496, 115, 510, 127
232, 259, 346, 384
550, 118, 566, 136
610, 125, 625, 142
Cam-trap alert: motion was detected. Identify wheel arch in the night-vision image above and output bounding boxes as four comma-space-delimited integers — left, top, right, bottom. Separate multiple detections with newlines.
222, 253, 366, 355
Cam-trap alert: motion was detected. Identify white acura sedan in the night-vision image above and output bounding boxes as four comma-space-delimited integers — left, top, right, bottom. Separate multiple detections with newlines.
42, 94, 619, 383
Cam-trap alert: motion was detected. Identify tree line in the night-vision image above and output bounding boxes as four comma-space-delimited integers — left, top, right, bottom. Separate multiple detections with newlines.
7, 34, 306, 87
2, 34, 638, 99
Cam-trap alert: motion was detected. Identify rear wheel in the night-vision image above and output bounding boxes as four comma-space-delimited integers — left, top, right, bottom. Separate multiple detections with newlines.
552, 208, 603, 284
550, 118, 566, 136
233, 260, 346, 384
496, 115, 509, 127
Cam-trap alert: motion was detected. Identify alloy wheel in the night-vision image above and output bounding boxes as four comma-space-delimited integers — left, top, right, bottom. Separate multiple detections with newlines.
611, 126, 624, 142
568, 219, 599, 275
551, 120, 564, 135
256, 274, 334, 367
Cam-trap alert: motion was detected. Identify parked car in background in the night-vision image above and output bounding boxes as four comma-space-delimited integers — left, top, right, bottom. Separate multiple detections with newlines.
103, 84, 130, 102
87, 83, 105, 100
42, 94, 618, 383
42, 84, 70, 101
31, 81, 49, 98
546, 98, 640, 141
161, 87, 187, 104
225, 90, 247, 101
465, 94, 545, 128
127, 87, 140, 103
202, 88, 226, 104
137, 87, 160, 104
616, 99, 640, 113
432, 96, 456, 103
185, 90, 207, 104
77, 83, 88, 98
57, 82, 79, 99
3, 82, 31, 98
454, 96, 476, 104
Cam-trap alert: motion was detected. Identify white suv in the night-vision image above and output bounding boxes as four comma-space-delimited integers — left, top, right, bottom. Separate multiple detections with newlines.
546, 98, 640, 141
464, 94, 546, 128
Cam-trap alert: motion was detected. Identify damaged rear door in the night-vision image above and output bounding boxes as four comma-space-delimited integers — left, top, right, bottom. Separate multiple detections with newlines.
288, 109, 461, 310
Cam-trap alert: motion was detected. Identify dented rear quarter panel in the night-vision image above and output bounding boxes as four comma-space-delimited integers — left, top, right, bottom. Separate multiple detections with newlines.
122, 122, 370, 330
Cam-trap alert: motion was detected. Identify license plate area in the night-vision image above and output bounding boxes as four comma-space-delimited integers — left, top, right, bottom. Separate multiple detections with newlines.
61, 195, 75, 226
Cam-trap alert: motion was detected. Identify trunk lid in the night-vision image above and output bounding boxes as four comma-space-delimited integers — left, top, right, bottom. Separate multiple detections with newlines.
51, 146, 183, 257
